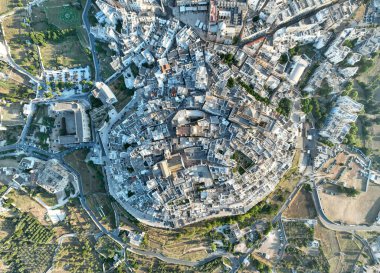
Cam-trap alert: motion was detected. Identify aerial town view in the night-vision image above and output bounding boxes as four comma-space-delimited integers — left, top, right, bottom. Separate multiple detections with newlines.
0, 0, 379, 272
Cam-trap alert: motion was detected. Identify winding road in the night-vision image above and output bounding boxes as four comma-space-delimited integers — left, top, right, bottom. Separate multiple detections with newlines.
82, 0, 101, 82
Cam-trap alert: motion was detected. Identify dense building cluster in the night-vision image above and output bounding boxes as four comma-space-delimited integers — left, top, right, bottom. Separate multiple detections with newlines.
98, 16, 299, 227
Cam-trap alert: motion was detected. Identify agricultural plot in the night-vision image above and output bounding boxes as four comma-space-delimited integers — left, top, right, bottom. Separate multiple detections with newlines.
54, 236, 102, 273
0, 212, 56, 273
315, 223, 365, 273
278, 244, 329, 273
278, 220, 330, 272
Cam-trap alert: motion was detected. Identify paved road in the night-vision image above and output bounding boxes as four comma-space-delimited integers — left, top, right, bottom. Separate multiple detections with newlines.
82, 0, 101, 82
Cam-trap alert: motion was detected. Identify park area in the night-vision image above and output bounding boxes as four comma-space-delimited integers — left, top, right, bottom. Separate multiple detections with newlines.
319, 182, 380, 225
0, 208, 57, 273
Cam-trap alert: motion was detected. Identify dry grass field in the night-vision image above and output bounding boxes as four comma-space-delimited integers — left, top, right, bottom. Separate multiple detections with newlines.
6, 189, 50, 225
40, 35, 92, 69
319, 182, 380, 225
0, 0, 19, 15
283, 188, 317, 219
0, 102, 24, 126
3, 9, 41, 75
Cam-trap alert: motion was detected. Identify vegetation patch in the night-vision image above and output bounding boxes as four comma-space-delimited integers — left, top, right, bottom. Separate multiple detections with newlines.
0, 212, 56, 273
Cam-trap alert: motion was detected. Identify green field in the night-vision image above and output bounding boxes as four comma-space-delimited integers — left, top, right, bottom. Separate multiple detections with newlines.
45, 5, 82, 30
31, 1, 82, 31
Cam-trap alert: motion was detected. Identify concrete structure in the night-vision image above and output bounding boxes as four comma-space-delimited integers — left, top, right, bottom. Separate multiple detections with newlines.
93, 82, 118, 105
50, 102, 91, 145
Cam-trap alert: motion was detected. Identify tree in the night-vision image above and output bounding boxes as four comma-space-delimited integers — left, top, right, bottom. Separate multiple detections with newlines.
301, 98, 313, 114
279, 53, 288, 64
343, 39, 356, 49
227, 77, 235, 88
317, 79, 332, 97
276, 98, 292, 117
